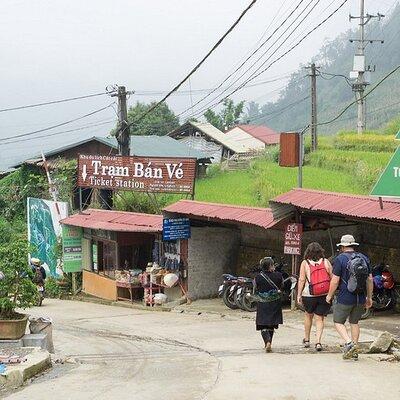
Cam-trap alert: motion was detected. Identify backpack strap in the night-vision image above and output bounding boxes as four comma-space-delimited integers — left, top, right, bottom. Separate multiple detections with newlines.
260, 272, 280, 291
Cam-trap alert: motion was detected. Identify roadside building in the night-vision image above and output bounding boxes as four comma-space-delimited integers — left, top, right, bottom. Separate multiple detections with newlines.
269, 188, 400, 280
60, 208, 188, 303
225, 124, 280, 151
168, 121, 248, 163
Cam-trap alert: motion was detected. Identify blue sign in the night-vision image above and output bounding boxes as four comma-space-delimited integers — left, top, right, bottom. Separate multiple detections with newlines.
163, 218, 191, 241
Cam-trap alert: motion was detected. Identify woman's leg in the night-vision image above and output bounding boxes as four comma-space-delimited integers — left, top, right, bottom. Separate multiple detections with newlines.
268, 329, 274, 343
315, 314, 324, 344
304, 312, 313, 341
261, 329, 271, 345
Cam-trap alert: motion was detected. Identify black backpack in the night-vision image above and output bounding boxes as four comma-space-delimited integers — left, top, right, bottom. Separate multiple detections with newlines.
345, 253, 369, 294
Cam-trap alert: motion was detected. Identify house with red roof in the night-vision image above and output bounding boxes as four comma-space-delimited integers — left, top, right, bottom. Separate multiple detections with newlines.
225, 124, 280, 151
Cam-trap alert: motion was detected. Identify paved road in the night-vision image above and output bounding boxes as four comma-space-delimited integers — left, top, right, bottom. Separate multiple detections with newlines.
6, 299, 400, 400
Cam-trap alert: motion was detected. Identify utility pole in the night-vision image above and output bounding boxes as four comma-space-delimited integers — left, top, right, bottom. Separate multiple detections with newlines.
109, 85, 133, 155
306, 63, 318, 151
349, 0, 384, 134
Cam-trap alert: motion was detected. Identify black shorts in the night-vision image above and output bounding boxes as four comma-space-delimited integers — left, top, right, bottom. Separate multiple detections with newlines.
302, 295, 330, 316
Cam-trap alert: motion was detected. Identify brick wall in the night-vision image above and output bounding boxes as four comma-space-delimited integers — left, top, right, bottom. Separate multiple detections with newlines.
187, 227, 240, 299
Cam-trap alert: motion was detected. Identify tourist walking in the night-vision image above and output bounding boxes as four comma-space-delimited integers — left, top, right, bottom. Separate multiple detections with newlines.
326, 235, 373, 360
297, 242, 332, 351
254, 257, 284, 353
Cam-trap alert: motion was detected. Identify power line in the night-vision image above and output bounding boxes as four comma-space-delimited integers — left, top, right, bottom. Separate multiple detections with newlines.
0, 119, 116, 146
0, 103, 115, 142
128, 0, 258, 127
177, 0, 308, 119
202, 0, 349, 116
184, 0, 319, 120
0, 92, 107, 113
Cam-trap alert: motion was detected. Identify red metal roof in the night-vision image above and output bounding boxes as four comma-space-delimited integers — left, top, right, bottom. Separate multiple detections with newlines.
233, 124, 280, 145
271, 189, 400, 224
60, 209, 163, 233
163, 200, 275, 229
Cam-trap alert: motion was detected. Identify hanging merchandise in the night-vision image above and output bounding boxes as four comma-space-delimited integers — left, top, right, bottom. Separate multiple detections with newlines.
163, 240, 181, 272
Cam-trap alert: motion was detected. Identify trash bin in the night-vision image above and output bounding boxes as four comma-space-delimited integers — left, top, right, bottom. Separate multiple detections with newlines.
29, 317, 54, 353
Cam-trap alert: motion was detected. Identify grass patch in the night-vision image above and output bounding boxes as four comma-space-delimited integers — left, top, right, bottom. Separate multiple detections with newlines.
334, 131, 397, 152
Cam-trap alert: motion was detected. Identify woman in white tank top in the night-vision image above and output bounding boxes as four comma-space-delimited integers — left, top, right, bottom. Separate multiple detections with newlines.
297, 242, 332, 351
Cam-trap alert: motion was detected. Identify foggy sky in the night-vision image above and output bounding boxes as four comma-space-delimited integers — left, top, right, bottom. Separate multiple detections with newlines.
0, 0, 394, 170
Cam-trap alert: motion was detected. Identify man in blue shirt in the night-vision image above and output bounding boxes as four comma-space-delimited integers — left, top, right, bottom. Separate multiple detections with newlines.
326, 235, 373, 360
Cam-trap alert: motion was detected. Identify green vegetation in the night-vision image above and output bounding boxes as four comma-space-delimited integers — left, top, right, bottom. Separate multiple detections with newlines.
334, 132, 398, 152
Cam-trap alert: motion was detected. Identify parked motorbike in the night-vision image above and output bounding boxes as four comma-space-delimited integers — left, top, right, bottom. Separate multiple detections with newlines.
361, 262, 399, 319
218, 274, 240, 309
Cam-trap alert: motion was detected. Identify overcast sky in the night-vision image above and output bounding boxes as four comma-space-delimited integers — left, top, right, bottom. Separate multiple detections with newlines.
0, 0, 396, 170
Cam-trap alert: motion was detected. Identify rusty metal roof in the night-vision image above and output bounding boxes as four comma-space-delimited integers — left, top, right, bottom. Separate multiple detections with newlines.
232, 125, 280, 145
60, 209, 163, 233
270, 188, 400, 224
163, 200, 275, 229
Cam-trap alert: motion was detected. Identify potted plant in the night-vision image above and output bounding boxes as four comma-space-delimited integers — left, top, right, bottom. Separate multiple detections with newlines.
0, 238, 38, 339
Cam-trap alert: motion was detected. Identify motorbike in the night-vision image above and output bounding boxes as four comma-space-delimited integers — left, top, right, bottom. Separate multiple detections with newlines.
361, 262, 399, 319
218, 274, 240, 309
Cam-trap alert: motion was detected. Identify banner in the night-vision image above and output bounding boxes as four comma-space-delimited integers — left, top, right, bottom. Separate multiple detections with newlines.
27, 198, 68, 277
62, 225, 83, 273
77, 154, 196, 194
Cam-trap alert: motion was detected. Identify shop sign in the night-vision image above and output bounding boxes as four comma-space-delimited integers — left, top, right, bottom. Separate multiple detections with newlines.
62, 225, 83, 273
283, 223, 303, 255
371, 147, 400, 198
163, 218, 191, 241
77, 154, 196, 194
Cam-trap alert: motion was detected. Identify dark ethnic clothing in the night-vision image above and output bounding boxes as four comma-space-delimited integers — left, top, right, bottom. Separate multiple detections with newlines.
255, 271, 284, 330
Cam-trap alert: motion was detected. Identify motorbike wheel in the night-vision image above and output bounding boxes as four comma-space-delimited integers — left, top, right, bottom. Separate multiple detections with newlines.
240, 289, 257, 312
222, 286, 239, 309
394, 286, 400, 313
233, 289, 246, 310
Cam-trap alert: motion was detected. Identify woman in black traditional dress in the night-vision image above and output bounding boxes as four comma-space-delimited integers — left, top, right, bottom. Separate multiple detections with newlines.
255, 257, 284, 352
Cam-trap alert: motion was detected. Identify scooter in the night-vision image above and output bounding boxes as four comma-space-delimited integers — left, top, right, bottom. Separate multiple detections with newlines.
218, 274, 240, 309
361, 262, 399, 319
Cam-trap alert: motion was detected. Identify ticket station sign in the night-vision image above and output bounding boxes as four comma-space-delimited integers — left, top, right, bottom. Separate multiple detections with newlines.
77, 154, 196, 194
283, 223, 303, 255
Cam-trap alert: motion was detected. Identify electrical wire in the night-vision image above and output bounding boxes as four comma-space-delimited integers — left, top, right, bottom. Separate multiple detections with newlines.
0, 103, 115, 142
183, 0, 320, 120
0, 119, 116, 146
196, 0, 349, 118
128, 0, 258, 128
0, 92, 107, 113
177, 0, 308, 119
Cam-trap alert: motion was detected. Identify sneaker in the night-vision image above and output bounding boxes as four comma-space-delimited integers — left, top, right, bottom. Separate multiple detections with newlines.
342, 342, 357, 360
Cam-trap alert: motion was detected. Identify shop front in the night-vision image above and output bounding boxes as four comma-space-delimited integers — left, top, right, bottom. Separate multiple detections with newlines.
60, 209, 187, 304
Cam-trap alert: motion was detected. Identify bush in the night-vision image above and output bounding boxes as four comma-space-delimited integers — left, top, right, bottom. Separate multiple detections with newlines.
334, 131, 397, 152
0, 238, 37, 319
45, 277, 61, 298
383, 116, 400, 136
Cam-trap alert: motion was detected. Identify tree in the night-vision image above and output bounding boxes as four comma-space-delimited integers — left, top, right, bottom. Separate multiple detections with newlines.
127, 101, 180, 136
204, 99, 245, 131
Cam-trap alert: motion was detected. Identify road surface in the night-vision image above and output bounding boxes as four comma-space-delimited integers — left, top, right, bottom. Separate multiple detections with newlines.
5, 299, 400, 400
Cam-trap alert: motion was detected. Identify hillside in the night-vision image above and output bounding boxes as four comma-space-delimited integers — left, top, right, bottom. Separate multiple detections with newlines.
245, 4, 400, 134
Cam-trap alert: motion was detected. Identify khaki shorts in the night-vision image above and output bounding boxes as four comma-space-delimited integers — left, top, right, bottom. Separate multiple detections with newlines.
333, 303, 364, 324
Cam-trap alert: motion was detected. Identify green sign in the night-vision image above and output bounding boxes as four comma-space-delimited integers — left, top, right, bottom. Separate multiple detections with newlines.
396, 130, 400, 140
62, 225, 83, 273
371, 147, 400, 197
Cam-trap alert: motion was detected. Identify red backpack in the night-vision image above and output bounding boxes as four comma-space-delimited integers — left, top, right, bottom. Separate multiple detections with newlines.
307, 260, 330, 296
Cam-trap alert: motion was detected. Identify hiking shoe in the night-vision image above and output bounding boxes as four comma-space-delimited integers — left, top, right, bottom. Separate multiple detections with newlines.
342, 342, 357, 360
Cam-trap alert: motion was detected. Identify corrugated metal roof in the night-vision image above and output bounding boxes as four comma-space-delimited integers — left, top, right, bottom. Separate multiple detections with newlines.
164, 200, 275, 229
270, 188, 400, 224
233, 125, 280, 145
60, 209, 163, 233
169, 121, 248, 154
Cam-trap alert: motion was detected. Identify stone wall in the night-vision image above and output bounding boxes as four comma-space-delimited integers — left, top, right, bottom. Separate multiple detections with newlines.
187, 227, 240, 299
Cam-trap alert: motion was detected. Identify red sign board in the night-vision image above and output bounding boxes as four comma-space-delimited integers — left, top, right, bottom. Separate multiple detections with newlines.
283, 223, 303, 255
77, 154, 196, 194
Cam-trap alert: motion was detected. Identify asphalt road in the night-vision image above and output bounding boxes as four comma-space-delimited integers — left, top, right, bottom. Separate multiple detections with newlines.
5, 299, 400, 400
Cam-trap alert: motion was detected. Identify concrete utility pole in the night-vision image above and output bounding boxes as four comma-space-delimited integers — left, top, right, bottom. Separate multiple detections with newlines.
308, 63, 318, 151
349, 0, 384, 134
109, 85, 133, 156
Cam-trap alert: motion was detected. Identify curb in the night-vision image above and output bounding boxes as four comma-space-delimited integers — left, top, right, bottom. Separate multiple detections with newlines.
0, 348, 51, 391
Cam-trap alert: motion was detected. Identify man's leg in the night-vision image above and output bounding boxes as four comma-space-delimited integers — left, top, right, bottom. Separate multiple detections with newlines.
350, 324, 360, 344
334, 322, 351, 343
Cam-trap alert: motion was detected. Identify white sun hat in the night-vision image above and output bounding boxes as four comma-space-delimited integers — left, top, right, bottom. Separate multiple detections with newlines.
336, 234, 359, 247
